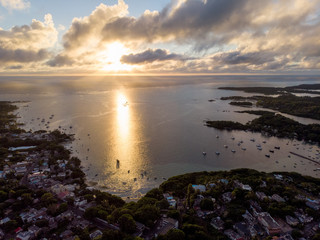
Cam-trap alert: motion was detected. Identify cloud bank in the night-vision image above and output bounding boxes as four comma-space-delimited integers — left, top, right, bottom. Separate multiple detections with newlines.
121, 49, 188, 64
1, 0, 320, 73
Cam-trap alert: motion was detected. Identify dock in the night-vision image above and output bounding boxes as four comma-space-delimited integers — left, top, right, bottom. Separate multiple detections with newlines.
289, 152, 320, 166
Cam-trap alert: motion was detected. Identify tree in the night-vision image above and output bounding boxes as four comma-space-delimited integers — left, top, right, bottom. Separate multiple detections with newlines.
134, 205, 160, 227
21, 193, 33, 205
200, 198, 213, 211
164, 229, 185, 240
187, 184, 194, 208
118, 214, 136, 234
41, 193, 56, 206
0, 190, 7, 202
145, 188, 163, 200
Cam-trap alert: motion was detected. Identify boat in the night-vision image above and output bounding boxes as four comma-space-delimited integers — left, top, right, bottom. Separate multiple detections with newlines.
275, 146, 280, 150
241, 147, 246, 151
231, 149, 236, 153
269, 150, 274, 153
202, 152, 207, 156
231, 137, 235, 140
216, 135, 219, 138
257, 147, 262, 150
224, 145, 228, 148
262, 141, 266, 144
216, 152, 220, 155
250, 138, 255, 142
123, 101, 129, 107
265, 154, 270, 158
256, 144, 261, 148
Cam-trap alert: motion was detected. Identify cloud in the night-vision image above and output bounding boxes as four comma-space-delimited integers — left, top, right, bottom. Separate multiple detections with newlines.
62, 0, 128, 53
121, 49, 188, 64
0, 47, 48, 63
0, 14, 57, 66
46, 54, 74, 67
0, 0, 30, 10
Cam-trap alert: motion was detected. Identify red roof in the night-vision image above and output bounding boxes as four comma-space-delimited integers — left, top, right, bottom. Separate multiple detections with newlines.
14, 227, 22, 233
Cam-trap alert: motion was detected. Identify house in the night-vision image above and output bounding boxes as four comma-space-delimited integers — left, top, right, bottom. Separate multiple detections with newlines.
220, 179, 229, 185
305, 200, 320, 210
234, 222, 250, 238
285, 216, 299, 227
271, 194, 285, 203
294, 211, 313, 224
192, 185, 206, 193
16, 231, 32, 240
211, 217, 224, 230
234, 180, 252, 191
134, 222, 146, 237
51, 184, 66, 194
14, 227, 23, 235
274, 174, 283, 180
257, 212, 281, 235
0, 217, 10, 225
222, 192, 233, 203
256, 192, 267, 201
0, 228, 4, 239
90, 229, 103, 239
28, 225, 41, 237
224, 229, 244, 240
163, 194, 177, 208
59, 230, 73, 239
242, 210, 254, 223
154, 217, 178, 237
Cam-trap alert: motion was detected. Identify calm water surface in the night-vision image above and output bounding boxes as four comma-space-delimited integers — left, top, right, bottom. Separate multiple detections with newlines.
1, 75, 320, 199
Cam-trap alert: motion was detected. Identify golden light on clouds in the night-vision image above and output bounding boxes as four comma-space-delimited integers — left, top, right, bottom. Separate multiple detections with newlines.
100, 42, 133, 72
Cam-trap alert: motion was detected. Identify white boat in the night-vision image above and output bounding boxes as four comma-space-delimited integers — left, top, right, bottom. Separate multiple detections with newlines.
231, 149, 236, 153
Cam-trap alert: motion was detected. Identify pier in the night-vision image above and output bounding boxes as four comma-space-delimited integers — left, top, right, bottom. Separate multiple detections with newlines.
289, 152, 320, 166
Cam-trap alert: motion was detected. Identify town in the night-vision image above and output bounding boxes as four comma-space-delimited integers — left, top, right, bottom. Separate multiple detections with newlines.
1, 101, 320, 240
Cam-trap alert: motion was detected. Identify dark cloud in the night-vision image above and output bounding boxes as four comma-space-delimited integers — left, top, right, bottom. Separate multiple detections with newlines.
121, 49, 187, 64
46, 54, 75, 67
6, 65, 23, 70
0, 47, 49, 63
102, 0, 255, 44
212, 51, 274, 65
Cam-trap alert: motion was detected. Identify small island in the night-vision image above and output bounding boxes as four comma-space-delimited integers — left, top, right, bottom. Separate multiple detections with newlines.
229, 101, 253, 107
218, 84, 320, 120
206, 112, 320, 144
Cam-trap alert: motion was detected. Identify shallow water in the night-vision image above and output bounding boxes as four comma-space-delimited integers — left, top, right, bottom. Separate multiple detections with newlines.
1, 75, 320, 199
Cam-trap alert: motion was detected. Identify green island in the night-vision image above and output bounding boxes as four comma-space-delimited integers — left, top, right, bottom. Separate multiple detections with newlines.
206, 112, 320, 144
219, 84, 320, 95
1, 102, 320, 240
229, 102, 253, 107
219, 84, 320, 120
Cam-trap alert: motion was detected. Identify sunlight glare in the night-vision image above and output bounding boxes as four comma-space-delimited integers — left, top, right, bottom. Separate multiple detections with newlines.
101, 42, 133, 72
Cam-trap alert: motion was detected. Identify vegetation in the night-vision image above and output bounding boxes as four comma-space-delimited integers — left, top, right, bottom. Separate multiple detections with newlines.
219, 84, 320, 120
219, 84, 320, 95
206, 112, 320, 144
229, 101, 253, 106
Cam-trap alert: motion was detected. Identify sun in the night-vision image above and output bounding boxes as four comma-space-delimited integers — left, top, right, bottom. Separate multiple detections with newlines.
100, 42, 133, 72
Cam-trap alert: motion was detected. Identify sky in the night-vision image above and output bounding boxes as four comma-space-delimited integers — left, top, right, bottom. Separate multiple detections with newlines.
0, 0, 320, 75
